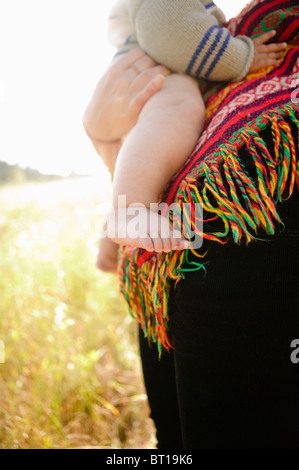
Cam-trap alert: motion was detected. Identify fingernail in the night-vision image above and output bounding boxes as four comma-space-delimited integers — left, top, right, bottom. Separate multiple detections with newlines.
271, 30, 276, 34
153, 74, 164, 85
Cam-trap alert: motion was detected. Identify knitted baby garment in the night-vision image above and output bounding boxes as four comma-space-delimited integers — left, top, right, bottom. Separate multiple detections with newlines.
108, 0, 254, 82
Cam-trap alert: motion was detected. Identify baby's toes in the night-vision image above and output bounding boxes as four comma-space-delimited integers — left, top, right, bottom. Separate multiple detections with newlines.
151, 235, 164, 253
138, 233, 154, 252
171, 230, 190, 251
160, 232, 172, 253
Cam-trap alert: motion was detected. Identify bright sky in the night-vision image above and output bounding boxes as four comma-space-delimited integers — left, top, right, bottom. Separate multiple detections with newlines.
0, 0, 250, 177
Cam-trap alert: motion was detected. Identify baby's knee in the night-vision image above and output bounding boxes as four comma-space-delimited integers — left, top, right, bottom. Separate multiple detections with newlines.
139, 73, 206, 132
175, 94, 206, 137
180, 92, 205, 122
163, 75, 206, 125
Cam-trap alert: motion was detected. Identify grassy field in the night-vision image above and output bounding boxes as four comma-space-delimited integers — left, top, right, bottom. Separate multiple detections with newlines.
0, 176, 155, 449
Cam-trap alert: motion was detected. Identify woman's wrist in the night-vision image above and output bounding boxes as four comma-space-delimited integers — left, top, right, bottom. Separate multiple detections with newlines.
90, 138, 121, 176
82, 112, 120, 144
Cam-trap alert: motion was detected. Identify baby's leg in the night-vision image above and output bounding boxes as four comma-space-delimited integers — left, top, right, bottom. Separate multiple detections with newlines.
109, 74, 205, 252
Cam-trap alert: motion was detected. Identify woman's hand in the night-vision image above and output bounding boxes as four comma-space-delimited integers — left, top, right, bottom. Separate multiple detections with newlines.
249, 30, 287, 73
82, 48, 170, 144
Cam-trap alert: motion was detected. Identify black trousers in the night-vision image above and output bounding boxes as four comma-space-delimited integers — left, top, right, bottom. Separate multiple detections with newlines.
139, 189, 299, 449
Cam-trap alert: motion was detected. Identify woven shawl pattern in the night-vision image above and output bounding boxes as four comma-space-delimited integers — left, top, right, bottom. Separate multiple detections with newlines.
118, 0, 299, 354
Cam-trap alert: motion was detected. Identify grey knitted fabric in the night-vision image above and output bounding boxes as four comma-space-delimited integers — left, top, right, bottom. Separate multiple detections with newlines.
108, 0, 254, 82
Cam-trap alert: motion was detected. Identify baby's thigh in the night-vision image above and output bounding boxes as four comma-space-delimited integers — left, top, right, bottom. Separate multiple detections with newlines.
162, 73, 201, 95
139, 73, 205, 128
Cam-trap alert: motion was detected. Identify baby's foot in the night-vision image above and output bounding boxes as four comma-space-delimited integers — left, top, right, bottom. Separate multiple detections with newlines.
96, 236, 119, 273
104, 205, 190, 253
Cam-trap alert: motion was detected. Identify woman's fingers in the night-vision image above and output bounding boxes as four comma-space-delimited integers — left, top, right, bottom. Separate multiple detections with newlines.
131, 53, 158, 73
128, 62, 170, 113
130, 65, 169, 91
124, 63, 169, 91
83, 47, 171, 142
111, 47, 169, 78
129, 74, 165, 115
110, 48, 146, 71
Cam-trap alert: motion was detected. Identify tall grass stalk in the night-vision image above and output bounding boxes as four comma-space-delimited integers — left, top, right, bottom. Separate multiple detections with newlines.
0, 177, 155, 449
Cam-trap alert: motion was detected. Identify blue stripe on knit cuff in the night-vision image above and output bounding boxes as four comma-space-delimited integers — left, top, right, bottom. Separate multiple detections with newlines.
205, 2, 215, 9
125, 35, 133, 45
205, 29, 230, 79
186, 25, 218, 75
195, 28, 223, 78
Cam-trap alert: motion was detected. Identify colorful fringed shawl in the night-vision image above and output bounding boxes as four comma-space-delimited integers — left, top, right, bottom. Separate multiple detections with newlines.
118, 0, 299, 354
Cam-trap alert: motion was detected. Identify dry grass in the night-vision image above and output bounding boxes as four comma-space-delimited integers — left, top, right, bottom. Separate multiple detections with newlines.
0, 176, 156, 449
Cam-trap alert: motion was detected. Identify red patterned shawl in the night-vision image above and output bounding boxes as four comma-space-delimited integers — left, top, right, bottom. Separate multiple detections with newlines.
118, 0, 299, 354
